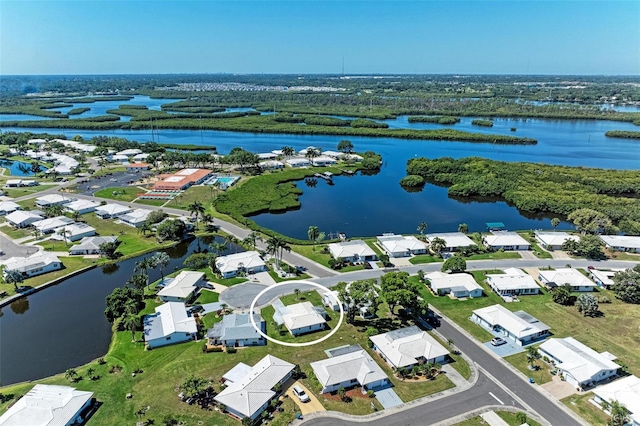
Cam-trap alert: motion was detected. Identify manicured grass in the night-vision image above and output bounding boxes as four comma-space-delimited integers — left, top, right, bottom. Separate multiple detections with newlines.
268, 270, 311, 283
453, 416, 487, 426
448, 352, 472, 380
363, 238, 383, 256
409, 254, 442, 264
94, 186, 146, 202
79, 214, 161, 257
465, 251, 522, 260
608, 251, 640, 261
517, 232, 554, 259
0, 225, 32, 239
2, 184, 53, 198
166, 186, 217, 211
496, 411, 543, 426
134, 198, 168, 207
561, 392, 610, 426
291, 244, 364, 272
194, 289, 219, 305
504, 350, 553, 384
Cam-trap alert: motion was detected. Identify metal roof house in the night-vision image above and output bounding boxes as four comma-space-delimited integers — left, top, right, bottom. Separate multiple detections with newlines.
369, 326, 449, 369
327, 240, 377, 263
215, 251, 268, 278
2, 253, 62, 279
50, 223, 96, 242
534, 231, 579, 251
538, 268, 596, 292
471, 305, 550, 346
5, 210, 43, 228
35, 194, 74, 208
206, 313, 266, 347
538, 337, 620, 389
32, 216, 75, 234
0, 201, 21, 216
214, 355, 294, 421
486, 268, 541, 297
310, 345, 389, 394
483, 232, 530, 251
592, 375, 640, 426
95, 203, 131, 219
599, 235, 640, 253
377, 233, 428, 257
69, 236, 118, 255
273, 300, 327, 336
0, 384, 94, 426
143, 302, 197, 349
425, 271, 483, 299
425, 232, 476, 252
64, 199, 101, 215
157, 271, 206, 303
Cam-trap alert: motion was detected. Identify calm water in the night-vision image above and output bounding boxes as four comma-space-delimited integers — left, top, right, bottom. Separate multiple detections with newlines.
0, 236, 238, 386
0, 160, 48, 176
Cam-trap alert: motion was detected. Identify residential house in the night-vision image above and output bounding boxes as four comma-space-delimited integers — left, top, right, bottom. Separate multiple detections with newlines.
126, 163, 151, 172
377, 233, 428, 257
157, 271, 206, 302
370, 326, 449, 369
312, 155, 337, 166
0, 201, 21, 216
285, 158, 311, 167
206, 313, 266, 347
51, 223, 96, 242
483, 232, 530, 251
425, 232, 476, 252
600, 235, 640, 253
119, 209, 151, 227
215, 251, 267, 278
69, 236, 118, 255
310, 345, 389, 394
64, 199, 101, 215
538, 337, 620, 389
534, 231, 579, 251
425, 271, 483, 298
588, 269, 623, 289
116, 148, 142, 157
214, 355, 294, 421
35, 194, 74, 208
538, 268, 597, 292
592, 375, 640, 426
32, 216, 75, 234
95, 203, 131, 219
5, 179, 37, 188
257, 152, 278, 160
486, 268, 541, 297
2, 253, 62, 278
143, 302, 198, 349
5, 210, 43, 228
0, 384, 94, 426
471, 305, 550, 346
327, 240, 377, 263
273, 300, 327, 336
259, 160, 284, 170
321, 290, 341, 311
132, 153, 150, 161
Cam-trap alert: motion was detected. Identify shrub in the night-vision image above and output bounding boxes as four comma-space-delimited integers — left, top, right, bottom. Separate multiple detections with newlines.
399, 175, 425, 187
226, 346, 237, 354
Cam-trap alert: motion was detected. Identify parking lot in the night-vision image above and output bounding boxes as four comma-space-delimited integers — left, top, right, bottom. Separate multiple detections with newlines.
73, 171, 149, 195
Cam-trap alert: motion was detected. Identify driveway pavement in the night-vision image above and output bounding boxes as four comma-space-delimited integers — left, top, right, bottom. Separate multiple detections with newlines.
541, 375, 580, 400
484, 341, 525, 358
285, 380, 326, 415
0, 231, 41, 260
374, 387, 403, 409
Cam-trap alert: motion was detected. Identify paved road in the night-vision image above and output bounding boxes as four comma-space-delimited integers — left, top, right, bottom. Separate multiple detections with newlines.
304, 372, 523, 426
0, 232, 41, 260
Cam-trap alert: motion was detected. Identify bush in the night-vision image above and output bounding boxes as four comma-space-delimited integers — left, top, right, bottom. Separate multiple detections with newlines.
399, 175, 425, 187
226, 346, 237, 354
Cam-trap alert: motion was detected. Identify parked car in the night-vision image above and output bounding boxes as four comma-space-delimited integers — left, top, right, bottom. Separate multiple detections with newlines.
491, 337, 506, 346
292, 385, 310, 403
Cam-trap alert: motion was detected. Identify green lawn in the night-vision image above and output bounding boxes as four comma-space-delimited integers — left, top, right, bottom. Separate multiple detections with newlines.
517, 231, 554, 259
465, 251, 522, 260
409, 254, 442, 265
166, 186, 217, 211
0, 225, 32, 239
94, 186, 146, 202
2, 184, 53, 198
561, 392, 610, 426
496, 411, 543, 426
194, 289, 219, 304
291, 244, 364, 272
504, 351, 553, 384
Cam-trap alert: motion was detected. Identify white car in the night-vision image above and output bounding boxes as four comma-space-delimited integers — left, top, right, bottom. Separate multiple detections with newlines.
292, 385, 310, 403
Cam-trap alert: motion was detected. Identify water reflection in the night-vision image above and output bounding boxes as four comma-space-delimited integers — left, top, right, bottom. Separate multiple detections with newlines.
10, 298, 29, 315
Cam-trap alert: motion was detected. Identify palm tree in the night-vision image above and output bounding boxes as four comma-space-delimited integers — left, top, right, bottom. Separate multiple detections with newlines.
430, 237, 447, 256
188, 201, 205, 229
4, 270, 23, 291
87, 367, 96, 381
56, 227, 70, 246
122, 313, 140, 342
294, 288, 300, 301
226, 235, 240, 253
126, 274, 147, 291
71, 210, 81, 222
65, 368, 78, 382
308, 226, 319, 251
457, 223, 469, 234
138, 221, 152, 236
551, 217, 560, 231
305, 148, 320, 165
526, 346, 539, 370
134, 257, 154, 288
210, 241, 228, 256
281, 146, 294, 159
152, 252, 170, 284
242, 231, 261, 250
609, 400, 631, 426
266, 237, 280, 268
202, 213, 214, 230
417, 222, 428, 239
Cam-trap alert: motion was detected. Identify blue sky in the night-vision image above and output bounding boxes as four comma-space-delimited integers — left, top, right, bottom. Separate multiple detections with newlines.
1, 1, 639, 75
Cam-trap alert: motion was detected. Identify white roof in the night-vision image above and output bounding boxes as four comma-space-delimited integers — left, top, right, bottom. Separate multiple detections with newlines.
257, 152, 277, 159
312, 155, 337, 164
539, 337, 619, 384
321, 150, 342, 158
487, 268, 540, 291
535, 231, 579, 246
2, 253, 60, 274
484, 232, 530, 247
328, 240, 376, 260
133, 153, 149, 160
70, 236, 118, 252
157, 271, 204, 299
35, 194, 73, 205
64, 199, 100, 212
116, 148, 142, 156
119, 209, 151, 224
95, 203, 131, 216
538, 268, 596, 288
28, 138, 46, 144
281, 302, 326, 331
144, 302, 197, 341
215, 355, 294, 419
5, 179, 23, 185
0, 201, 20, 213
259, 160, 284, 168
594, 375, 640, 423
600, 235, 640, 249
0, 384, 93, 426
310, 348, 387, 389
473, 304, 550, 339
377, 234, 427, 254
32, 216, 74, 232
589, 269, 623, 286
369, 326, 449, 368
425, 232, 476, 248
216, 251, 265, 275
285, 158, 310, 166
426, 271, 483, 293
110, 154, 129, 161
5, 210, 43, 225
50, 223, 96, 240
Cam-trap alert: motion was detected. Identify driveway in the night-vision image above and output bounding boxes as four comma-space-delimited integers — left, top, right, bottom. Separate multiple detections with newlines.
0, 231, 41, 260
285, 381, 325, 415
541, 375, 580, 400
374, 387, 403, 409
484, 340, 525, 358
